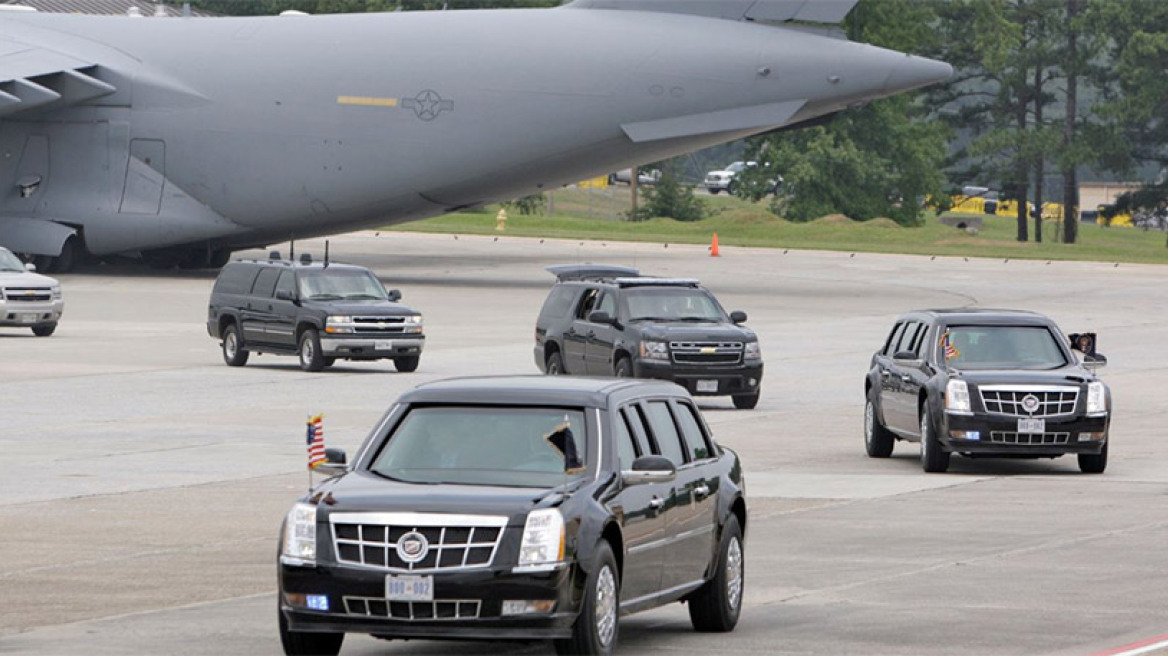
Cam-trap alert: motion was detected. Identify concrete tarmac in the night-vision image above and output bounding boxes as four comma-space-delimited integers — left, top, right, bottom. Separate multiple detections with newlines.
2, 231, 1166, 655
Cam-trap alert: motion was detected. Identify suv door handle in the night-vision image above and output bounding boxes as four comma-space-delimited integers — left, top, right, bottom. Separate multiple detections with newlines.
648, 497, 665, 510
900, 374, 912, 383
586, 330, 596, 338
693, 484, 710, 498
567, 327, 577, 336
881, 370, 891, 379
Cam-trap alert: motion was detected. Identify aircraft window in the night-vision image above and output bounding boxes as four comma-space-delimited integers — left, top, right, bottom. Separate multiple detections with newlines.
251, 268, 281, 298
673, 401, 712, 461
575, 288, 600, 320
275, 271, 296, 298
644, 401, 686, 467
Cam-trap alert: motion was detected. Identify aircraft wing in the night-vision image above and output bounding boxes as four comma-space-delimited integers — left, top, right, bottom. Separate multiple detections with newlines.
0, 37, 117, 118
564, 0, 859, 23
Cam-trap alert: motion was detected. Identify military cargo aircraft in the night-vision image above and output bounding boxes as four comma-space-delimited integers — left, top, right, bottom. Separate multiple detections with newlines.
0, 0, 951, 270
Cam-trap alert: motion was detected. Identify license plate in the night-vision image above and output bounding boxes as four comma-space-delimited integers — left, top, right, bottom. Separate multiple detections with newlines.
696, 379, 718, 393
1018, 418, 1045, 434
386, 574, 433, 602
375, 340, 394, 351
18, 313, 37, 323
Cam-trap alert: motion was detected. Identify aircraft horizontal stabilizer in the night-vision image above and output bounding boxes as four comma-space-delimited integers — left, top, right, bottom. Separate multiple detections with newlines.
0, 40, 116, 118
565, 0, 859, 24
621, 99, 805, 143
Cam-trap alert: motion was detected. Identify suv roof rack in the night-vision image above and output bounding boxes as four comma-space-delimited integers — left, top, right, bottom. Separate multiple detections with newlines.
546, 264, 640, 281
613, 277, 700, 288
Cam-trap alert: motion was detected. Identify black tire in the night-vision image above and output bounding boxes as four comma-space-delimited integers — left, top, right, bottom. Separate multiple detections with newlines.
919, 405, 950, 473
709, 188, 720, 195
613, 357, 632, 378
278, 605, 343, 656
49, 237, 80, 273
555, 542, 619, 656
864, 393, 895, 458
221, 323, 249, 367
1078, 441, 1108, 474
31, 323, 57, 337
394, 355, 420, 372
298, 329, 325, 372
732, 391, 759, 410
321, 356, 336, 368
688, 514, 744, 633
546, 350, 565, 375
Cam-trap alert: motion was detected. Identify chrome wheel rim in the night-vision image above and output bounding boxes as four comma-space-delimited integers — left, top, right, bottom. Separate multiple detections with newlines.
224, 331, 237, 359
726, 536, 743, 611
548, 359, 560, 375
595, 565, 617, 647
920, 412, 929, 462
301, 337, 313, 365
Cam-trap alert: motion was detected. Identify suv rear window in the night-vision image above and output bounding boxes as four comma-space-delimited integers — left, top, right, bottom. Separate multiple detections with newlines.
213, 263, 258, 295
540, 285, 577, 319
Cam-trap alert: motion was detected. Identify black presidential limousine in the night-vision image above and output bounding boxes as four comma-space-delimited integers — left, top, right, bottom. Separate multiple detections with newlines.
864, 309, 1111, 474
278, 376, 747, 655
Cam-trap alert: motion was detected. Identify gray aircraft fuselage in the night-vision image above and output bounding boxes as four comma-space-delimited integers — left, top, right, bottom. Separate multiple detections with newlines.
0, 5, 950, 267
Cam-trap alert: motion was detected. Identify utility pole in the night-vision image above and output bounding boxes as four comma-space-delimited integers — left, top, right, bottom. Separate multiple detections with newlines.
1061, 0, 1080, 244
630, 166, 639, 217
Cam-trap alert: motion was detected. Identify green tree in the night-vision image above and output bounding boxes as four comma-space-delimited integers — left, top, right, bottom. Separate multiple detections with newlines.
739, 0, 949, 225
628, 164, 707, 222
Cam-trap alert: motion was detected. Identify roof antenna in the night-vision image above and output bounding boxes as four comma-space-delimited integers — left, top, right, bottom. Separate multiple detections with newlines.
324, 240, 330, 268
289, 239, 295, 262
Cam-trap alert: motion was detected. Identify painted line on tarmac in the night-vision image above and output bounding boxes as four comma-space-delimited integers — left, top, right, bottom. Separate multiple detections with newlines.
1090, 634, 1168, 656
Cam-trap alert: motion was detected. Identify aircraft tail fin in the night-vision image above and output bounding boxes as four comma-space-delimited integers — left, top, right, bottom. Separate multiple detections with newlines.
563, 0, 859, 24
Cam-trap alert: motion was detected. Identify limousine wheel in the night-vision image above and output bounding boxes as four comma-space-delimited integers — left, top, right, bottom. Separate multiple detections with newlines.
919, 406, 950, 473
556, 541, 618, 655
688, 514, 743, 632
278, 605, 342, 656
1078, 441, 1108, 474
864, 395, 894, 458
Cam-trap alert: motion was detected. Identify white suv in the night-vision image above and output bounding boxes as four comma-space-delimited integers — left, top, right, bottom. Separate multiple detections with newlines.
0, 246, 63, 336
704, 161, 752, 194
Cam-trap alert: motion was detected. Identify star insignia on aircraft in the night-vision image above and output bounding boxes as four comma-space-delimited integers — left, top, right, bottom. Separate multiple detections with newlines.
402, 89, 454, 121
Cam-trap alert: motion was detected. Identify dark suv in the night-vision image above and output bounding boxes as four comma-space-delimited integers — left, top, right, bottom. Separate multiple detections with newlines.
278, 376, 746, 656
864, 309, 1111, 473
207, 254, 424, 372
534, 265, 763, 409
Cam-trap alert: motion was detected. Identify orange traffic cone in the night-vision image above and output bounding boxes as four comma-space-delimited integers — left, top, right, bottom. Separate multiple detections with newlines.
710, 232, 720, 257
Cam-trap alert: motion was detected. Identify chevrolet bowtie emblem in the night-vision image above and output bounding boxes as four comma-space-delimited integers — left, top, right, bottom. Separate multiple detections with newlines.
701, 347, 716, 354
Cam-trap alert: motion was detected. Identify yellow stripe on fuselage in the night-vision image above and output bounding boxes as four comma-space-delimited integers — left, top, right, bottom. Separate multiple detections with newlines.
336, 96, 398, 107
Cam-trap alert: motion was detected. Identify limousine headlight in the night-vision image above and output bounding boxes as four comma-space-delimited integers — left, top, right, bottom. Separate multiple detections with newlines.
945, 379, 972, 414
517, 508, 564, 569
282, 503, 317, 564
1086, 381, 1107, 416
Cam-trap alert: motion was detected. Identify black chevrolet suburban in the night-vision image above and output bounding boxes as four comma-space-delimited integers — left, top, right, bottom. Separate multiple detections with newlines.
207, 254, 424, 372
534, 265, 764, 409
864, 309, 1111, 473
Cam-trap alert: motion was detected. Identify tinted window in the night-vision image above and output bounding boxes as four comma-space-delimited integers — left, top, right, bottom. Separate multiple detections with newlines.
613, 413, 639, 471
943, 325, 1068, 370
251, 267, 281, 298
895, 322, 921, 355
622, 287, 726, 323
674, 402, 712, 461
541, 285, 577, 320
883, 322, 905, 356
912, 323, 932, 356
370, 407, 588, 487
298, 269, 388, 300
213, 263, 258, 295
575, 288, 600, 320
622, 407, 652, 457
644, 401, 686, 466
594, 291, 616, 318
275, 271, 296, 298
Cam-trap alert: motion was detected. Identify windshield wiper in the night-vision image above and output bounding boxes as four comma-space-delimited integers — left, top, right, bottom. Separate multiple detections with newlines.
345, 294, 383, 300
675, 316, 717, 322
628, 316, 671, 322
308, 293, 343, 300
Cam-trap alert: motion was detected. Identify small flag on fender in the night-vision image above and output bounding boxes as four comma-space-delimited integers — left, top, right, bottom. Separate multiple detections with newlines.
306, 414, 325, 470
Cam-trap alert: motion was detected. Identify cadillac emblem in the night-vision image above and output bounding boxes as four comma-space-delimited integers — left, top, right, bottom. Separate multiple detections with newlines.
396, 531, 430, 564
1020, 394, 1041, 414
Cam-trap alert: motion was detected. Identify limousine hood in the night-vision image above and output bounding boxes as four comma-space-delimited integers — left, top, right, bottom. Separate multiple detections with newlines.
951, 366, 1096, 387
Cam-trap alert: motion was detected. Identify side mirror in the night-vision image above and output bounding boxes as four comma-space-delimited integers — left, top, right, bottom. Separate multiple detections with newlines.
622, 455, 676, 486
24, 262, 36, 272
387, 289, 402, 302
1084, 353, 1107, 369
315, 447, 348, 475
275, 290, 296, 302
729, 310, 747, 324
588, 310, 614, 325
893, 350, 918, 361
